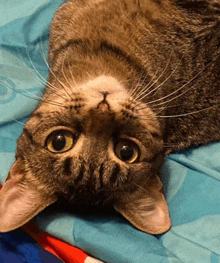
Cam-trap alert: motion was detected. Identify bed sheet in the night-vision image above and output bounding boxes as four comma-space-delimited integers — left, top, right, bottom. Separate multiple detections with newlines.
0, 1, 220, 262
0, 227, 63, 263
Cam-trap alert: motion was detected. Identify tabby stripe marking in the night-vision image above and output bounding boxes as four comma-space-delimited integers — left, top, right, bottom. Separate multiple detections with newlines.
109, 163, 121, 185
23, 128, 39, 146
99, 163, 104, 188
74, 161, 85, 185
51, 38, 148, 81
62, 157, 72, 175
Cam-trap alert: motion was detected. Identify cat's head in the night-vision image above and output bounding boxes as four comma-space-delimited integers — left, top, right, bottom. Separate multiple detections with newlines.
0, 75, 170, 234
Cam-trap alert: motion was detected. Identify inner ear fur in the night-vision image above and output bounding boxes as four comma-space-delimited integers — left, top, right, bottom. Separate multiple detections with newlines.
114, 175, 171, 234
0, 159, 57, 232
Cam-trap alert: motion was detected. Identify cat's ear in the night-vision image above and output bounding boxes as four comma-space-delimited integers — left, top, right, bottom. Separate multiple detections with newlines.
0, 159, 57, 232
114, 175, 170, 234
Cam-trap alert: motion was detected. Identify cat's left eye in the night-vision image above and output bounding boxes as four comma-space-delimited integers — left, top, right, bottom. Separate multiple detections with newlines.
114, 139, 140, 163
45, 130, 75, 153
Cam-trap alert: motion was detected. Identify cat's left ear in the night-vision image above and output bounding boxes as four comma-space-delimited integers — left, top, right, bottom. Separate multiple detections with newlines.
114, 175, 170, 234
0, 159, 57, 232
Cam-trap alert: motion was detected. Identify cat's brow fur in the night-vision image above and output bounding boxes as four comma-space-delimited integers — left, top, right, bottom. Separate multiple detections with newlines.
0, 0, 220, 234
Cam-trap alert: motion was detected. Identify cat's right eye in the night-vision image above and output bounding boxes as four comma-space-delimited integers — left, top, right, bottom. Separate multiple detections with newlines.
45, 130, 75, 153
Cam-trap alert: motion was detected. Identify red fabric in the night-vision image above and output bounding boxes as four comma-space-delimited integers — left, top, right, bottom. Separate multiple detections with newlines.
0, 184, 88, 263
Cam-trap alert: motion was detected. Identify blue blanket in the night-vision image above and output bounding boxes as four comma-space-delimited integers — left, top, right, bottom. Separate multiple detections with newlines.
0, 228, 62, 263
0, 1, 220, 262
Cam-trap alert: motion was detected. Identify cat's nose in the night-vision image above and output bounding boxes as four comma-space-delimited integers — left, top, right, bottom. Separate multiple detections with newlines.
100, 91, 109, 101
101, 91, 109, 98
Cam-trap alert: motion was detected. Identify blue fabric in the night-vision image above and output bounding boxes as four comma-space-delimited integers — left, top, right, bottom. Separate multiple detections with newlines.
0, 228, 62, 263
0, 1, 220, 263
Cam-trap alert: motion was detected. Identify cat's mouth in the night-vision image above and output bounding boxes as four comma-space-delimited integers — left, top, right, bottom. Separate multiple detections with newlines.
96, 100, 110, 112
96, 91, 110, 112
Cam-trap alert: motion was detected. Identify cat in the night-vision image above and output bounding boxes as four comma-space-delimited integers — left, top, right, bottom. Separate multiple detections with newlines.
0, 0, 220, 235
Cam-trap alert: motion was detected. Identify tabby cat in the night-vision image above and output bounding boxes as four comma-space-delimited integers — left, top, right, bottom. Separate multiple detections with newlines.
0, 0, 220, 234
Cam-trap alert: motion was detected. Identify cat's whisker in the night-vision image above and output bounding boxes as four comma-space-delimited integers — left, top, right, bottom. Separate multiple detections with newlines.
9, 118, 25, 126
132, 182, 150, 194
37, 66, 69, 100
129, 80, 142, 98
130, 71, 156, 99
0, 79, 43, 101
85, 71, 98, 84
22, 41, 70, 102
2, 29, 68, 104
38, 40, 73, 100
8, 27, 47, 87
139, 104, 218, 119
38, 96, 67, 108
131, 54, 175, 111
144, 62, 211, 107
134, 103, 171, 118
150, 103, 190, 110
24, 43, 51, 87
157, 105, 218, 118
129, 71, 149, 97
133, 49, 175, 102
154, 103, 169, 116
136, 53, 182, 102
135, 98, 181, 113
1, 79, 66, 108
135, 69, 160, 100
2, 38, 46, 98
132, 69, 160, 101
46, 69, 72, 101
60, 48, 76, 99
66, 57, 80, 97
143, 101, 204, 114
44, 84, 70, 101
130, 52, 164, 100
137, 71, 210, 112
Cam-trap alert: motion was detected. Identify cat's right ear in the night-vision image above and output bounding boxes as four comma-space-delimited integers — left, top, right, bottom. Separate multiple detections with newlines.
114, 175, 171, 234
0, 159, 57, 232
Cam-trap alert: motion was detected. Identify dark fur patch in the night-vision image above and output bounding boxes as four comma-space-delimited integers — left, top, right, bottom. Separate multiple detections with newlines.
31, 112, 43, 119
89, 162, 95, 178
51, 38, 148, 84
109, 163, 121, 185
62, 157, 72, 175
99, 163, 104, 188
51, 39, 90, 66
74, 161, 85, 185
22, 128, 39, 147
98, 40, 146, 76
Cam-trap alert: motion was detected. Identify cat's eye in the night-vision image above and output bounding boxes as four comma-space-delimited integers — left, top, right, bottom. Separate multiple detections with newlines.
45, 130, 75, 153
114, 139, 140, 163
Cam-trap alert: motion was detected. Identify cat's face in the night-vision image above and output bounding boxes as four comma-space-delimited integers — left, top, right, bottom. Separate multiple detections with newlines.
0, 75, 170, 234
20, 76, 163, 200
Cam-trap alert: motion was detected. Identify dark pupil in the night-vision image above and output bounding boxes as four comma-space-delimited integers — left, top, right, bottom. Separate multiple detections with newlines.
120, 144, 134, 161
52, 134, 66, 151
